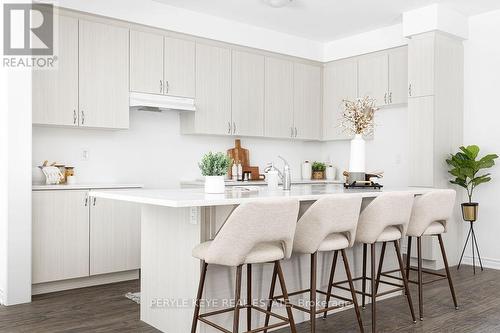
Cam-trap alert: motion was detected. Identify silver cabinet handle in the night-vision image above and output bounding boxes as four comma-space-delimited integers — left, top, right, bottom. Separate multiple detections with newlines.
160, 80, 163, 94
408, 83, 412, 97
81, 110, 85, 125
84, 195, 88, 207
73, 110, 77, 125
233, 122, 236, 134
384, 93, 387, 104
93, 197, 97, 206
227, 122, 231, 134
294, 127, 298, 138
389, 92, 392, 103
290, 127, 294, 138
165, 80, 169, 94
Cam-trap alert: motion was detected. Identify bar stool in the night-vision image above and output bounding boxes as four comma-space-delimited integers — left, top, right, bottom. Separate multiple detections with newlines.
265, 195, 364, 333
191, 199, 300, 333
403, 189, 458, 320
336, 192, 417, 332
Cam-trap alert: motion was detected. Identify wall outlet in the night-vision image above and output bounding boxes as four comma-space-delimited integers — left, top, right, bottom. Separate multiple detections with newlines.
81, 148, 89, 161
189, 207, 199, 225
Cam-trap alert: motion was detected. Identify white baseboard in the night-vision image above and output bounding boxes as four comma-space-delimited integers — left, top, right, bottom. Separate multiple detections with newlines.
0, 288, 4, 305
32, 270, 139, 295
460, 255, 500, 270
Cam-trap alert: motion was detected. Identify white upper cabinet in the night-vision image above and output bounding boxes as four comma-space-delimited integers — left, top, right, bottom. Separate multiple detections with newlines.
293, 63, 321, 140
164, 37, 196, 98
264, 57, 294, 138
182, 43, 232, 135
32, 190, 90, 284
358, 51, 389, 106
388, 47, 408, 105
90, 197, 141, 275
323, 58, 358, 140
231, 50, 265, 137
130, 30, 164, 95
79, 20, 129, 129
408, 34, 435, 98
32, 16, 78, 126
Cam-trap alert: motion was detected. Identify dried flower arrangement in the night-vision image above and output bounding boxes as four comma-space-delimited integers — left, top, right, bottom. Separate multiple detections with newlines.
340, 96, 378, 135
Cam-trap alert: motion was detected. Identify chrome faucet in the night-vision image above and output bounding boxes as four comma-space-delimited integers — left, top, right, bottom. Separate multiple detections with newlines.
264, 156, 292, 190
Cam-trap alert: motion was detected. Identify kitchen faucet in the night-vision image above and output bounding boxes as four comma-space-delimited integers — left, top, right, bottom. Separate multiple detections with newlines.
264, 156, 292, 190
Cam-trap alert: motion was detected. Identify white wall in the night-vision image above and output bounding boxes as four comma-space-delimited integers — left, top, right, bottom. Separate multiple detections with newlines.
33, 111, 324, 187
463, 8, 500, 269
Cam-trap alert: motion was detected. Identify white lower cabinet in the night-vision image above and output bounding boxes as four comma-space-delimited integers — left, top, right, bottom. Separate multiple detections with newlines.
90, 197, 141, 275
32, 190, 90, 284
32, 189, 141, 284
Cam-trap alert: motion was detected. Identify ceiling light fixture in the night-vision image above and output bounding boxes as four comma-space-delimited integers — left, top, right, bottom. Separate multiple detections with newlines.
265, 0, 293, 8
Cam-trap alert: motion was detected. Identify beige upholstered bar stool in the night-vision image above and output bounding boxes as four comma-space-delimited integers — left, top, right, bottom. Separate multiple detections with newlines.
191, 199, 300, 333
403, 189, 458, 321
265, 195, 364, 333
338, 192, 417, 333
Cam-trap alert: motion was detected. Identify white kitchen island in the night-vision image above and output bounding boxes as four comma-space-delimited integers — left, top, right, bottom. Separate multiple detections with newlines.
90, 184, 432, 333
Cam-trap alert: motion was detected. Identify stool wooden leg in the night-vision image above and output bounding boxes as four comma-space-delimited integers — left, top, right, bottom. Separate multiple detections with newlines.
394, 240, 417, 323
263, 263, 278, 333
310, 252, 317, 333
323, 250, 338, 319
362, 244, 367, 309
233, 265, 243, 333
370, 244, 376, 333
341, 249, 364, 333
375, 242, 386, 294
247, 264, 252, 331
191, 261, 208, 333
406, 236, 412, 280
438, 234, 459, 310
417, 237, 423, 321
276, 260, 297, 333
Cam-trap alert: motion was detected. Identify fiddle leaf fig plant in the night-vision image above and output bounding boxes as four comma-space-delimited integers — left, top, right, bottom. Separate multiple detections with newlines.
446, 145, 498, 203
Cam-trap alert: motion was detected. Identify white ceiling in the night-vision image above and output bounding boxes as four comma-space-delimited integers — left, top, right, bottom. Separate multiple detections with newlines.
153, 0, 500, 41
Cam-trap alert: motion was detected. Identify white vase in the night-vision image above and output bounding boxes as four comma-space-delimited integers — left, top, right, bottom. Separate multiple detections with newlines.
204, 176, 225, 194
349, 134, 366, 174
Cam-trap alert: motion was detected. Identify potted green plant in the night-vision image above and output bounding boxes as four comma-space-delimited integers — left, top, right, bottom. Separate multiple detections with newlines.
199, 152, 232, 193
311, 162, 326, 180
446, 145, 498, 221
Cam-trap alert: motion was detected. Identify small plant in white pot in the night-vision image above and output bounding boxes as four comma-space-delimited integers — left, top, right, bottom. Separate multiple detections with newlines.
199, 152, 232, 194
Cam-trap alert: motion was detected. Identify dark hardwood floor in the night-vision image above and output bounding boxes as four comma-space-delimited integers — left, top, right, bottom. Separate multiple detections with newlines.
0, 265, 498, 333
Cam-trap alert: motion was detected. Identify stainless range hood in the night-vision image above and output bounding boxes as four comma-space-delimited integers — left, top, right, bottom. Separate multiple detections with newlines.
129, 92, 196, 112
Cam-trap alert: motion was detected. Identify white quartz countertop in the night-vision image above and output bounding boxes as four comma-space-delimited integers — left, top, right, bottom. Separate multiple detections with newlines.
180, 178, 343, 187
32, 183, 143, 190
90, 184, 434, 208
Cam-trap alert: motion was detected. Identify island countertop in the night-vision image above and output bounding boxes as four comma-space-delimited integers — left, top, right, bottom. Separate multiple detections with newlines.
89, 184, 434, 208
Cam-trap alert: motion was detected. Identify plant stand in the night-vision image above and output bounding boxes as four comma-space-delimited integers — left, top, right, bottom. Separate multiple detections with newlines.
457, 221, 484, 274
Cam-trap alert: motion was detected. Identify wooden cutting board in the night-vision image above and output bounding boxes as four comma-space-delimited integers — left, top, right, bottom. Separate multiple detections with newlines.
227, 139, 249, 167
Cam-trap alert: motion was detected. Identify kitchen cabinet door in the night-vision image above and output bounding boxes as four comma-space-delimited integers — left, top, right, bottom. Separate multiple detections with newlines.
264, 57, 294, 138
164, 37, 195, 98
323, 58, 358, 140
189, 43, 232, 135
32, 190, 89, 284
293, 63, 321, 140
32, 15, 78, 126
130, 30, 164, 95
79, 20, 129, 129
408, 34, 435, 98
90, 197, 141, 275
231, 50, 265, 136
388, 46, 408, 105
358, 51, 389, 106
408, 96, 435, 187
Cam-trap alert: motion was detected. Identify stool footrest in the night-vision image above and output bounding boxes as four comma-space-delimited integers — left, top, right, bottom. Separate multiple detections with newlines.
198, 304, 291, 333
273, 288, 355, 315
